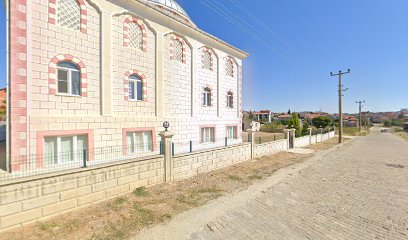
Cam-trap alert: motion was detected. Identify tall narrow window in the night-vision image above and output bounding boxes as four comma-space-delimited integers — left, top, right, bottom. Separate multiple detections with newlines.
128, 22, 142, 50
128, 74, 143, 101
57, 0, 81, 31
203, 51, 212, 70
226, 59, 234, 77
203, 88, 211, 107
57, 62, 81, 96
44, 135, 88, 166
127, 131, 153, 154
173, 40, 183, 62
227, 92, 233, 108
201, 127, 215, 143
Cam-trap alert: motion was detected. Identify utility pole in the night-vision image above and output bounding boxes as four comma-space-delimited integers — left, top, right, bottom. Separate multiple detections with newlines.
330, 69, 350, 143
355, 100, 365, 131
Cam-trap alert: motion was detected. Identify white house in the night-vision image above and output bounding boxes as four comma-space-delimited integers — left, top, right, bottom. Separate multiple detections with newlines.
6, 0, 248, 171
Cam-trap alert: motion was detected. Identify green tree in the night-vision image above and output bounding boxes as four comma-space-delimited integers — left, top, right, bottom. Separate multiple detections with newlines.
302, 120, 310, 136
383, 120, 392, 127
287, 112, 302, 137
312, 116, 332, 128
248, 111, 254, 120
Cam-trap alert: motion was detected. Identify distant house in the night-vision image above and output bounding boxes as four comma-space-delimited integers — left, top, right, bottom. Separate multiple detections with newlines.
343, 116, 359, 128
277, 114, 292, 122
0, 88, 6, 108
253, 110, 273, 123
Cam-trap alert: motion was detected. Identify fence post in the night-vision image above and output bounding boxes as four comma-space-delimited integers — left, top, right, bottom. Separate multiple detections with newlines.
274, 135, 276, 141
247, 130, 255, 159
318, 128, 323, 142
172, 143, 175, 156
308, 128, 312, 145
82, 148, 87, 168
189, 140, 192, 153
290, 128, 296, 149
159, 131, 175, 182
159, 141, 163, 154
283, 129, 290, 150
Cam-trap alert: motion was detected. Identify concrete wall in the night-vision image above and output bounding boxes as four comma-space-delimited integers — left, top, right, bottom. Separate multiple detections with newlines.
294, 136, 310, 148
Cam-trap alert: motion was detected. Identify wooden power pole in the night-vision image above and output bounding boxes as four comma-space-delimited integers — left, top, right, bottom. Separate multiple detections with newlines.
330, 69, 350, 143
355, 100, 365, 131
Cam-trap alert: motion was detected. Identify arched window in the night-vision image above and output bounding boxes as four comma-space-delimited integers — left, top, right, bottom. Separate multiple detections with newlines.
128, 22, 142, 50
128, 74, 143, 101
173, 40, 183, 62
203, 51, 212, 70
203, 88, 211, 107
57, 0, 81, 31
226, 59, 234, 77
57, 62, 81, 95
227, 92, 233, 108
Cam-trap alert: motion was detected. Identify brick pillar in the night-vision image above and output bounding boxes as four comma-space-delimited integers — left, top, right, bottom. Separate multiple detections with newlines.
308, 128, 312, 145
159, 131, 174, 182
283, 129, 290, 150
290, 128, 296, 149
318, 128, 323, 142
247, 130, 255, 159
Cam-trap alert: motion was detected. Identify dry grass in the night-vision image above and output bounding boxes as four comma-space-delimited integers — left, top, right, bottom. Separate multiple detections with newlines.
336, 127, 369, 136
395, 131, 408, 142
0, 139, 340, 240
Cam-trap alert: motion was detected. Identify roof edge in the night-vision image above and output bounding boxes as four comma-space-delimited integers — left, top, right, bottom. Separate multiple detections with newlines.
119, 0, 249, 59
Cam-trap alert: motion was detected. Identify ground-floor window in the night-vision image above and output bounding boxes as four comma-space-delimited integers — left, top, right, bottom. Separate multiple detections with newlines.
126, 131, 153, 154
44, 135, 88, 165
201, 127, 215, 143
227, 126, 237, 140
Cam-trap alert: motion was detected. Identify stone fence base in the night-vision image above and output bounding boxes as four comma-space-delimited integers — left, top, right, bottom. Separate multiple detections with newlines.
0, 131, 335, 232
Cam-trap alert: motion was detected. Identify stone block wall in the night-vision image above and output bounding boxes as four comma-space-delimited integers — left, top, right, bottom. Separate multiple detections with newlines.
0, 155, 164, 231
173, 143, 251, 180
0, 131, 336, 232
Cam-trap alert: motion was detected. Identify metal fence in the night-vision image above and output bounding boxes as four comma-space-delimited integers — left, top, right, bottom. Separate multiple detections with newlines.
167, 137, 243, 155
0, 143, 159, 182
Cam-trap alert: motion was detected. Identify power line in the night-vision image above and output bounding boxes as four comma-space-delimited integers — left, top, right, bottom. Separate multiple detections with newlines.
197, 0, 288, 59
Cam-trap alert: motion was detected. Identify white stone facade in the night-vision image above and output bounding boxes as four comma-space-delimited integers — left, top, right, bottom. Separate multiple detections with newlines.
7, 0, 248, 171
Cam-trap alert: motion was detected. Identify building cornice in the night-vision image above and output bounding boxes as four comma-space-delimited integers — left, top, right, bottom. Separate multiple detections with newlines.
110, 0, 249, 60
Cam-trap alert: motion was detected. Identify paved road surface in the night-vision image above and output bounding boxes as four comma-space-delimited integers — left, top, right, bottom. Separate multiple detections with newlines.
136, 129, 408, 240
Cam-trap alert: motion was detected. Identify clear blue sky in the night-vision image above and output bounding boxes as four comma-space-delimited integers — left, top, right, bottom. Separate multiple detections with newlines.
1, 1, 407, 113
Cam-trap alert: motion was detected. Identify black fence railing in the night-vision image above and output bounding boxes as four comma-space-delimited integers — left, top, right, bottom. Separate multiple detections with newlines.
166, 137, 244, 155
1, 143, 159, 182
